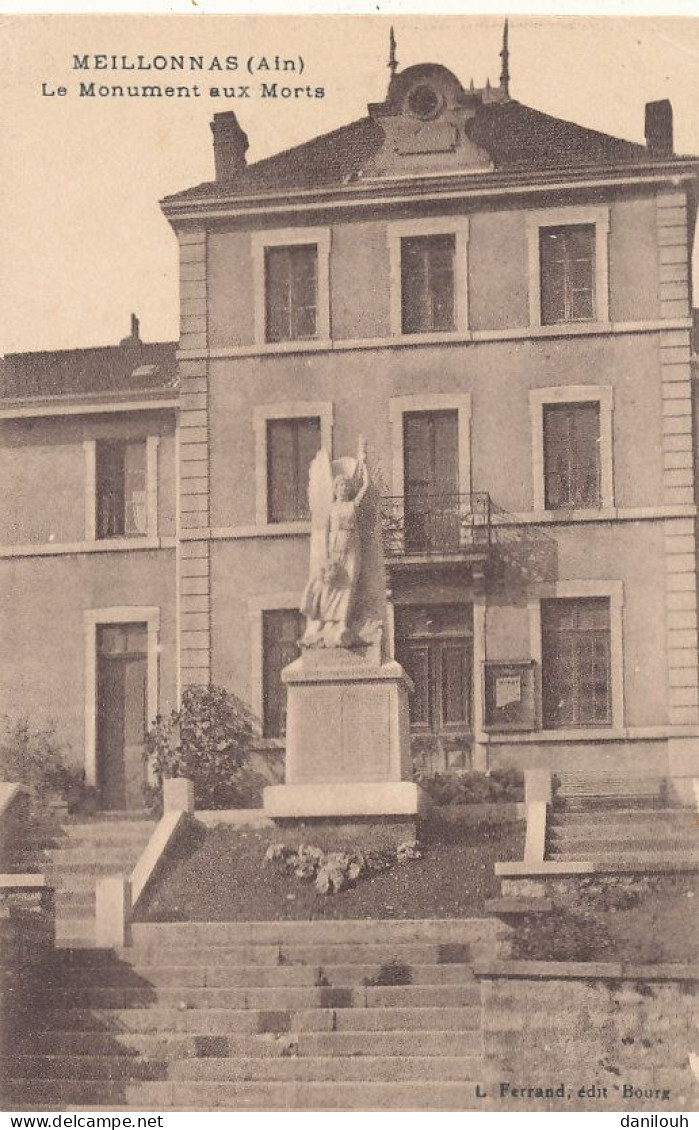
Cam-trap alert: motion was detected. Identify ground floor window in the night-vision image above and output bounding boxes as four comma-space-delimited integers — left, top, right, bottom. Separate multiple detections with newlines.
395, 603, 473, 735
262, 609, 304, 737
541, 597, 611, 728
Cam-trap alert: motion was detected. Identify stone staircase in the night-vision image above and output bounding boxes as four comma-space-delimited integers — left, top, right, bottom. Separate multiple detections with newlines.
547, 806, 698, 868
1, 918, 508, 1111
13, 813, 155, 948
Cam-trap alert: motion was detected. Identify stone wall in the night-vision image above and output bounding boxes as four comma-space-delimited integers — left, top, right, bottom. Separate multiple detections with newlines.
0, 882, 55, 1052
476, 964, 698, 1112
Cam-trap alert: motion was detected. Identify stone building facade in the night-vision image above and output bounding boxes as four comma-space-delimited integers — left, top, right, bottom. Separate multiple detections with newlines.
2, 47, 698, 806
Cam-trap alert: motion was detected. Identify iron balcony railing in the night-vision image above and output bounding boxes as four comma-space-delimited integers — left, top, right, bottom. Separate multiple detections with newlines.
380, 492, 492, 559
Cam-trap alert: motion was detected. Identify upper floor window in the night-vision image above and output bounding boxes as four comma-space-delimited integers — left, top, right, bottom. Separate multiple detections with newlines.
541, 597, 611, 728
529, 385, 614, 512
267, 416, 321, 523
265, 244, 318, 343
527, 206, 609, 329
262, 608, 304, 737
539, 224, 596, 325
252, 228, 331, 348
388, 218, 469, 338
543, 401, 601, 510
96, 439, 147, 539
401, 234, 456, 334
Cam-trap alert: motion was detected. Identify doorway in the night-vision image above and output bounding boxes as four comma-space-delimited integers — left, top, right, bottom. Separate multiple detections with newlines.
395, 603, 473, 771
96, 623, 148, 810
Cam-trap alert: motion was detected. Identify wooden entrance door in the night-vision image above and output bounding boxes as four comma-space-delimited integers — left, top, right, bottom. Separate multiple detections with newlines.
97, 624, 148, 810
395, 603, 473, 738
403, 410, 460, 553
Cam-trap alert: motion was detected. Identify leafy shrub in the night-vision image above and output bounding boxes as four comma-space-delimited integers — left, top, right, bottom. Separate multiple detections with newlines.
145, 684, 259, 810
0, 716, 84, 811
416, 767, 524, 806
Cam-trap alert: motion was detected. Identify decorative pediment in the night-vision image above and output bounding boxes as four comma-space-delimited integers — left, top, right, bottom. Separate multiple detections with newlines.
362, 63, 501, 179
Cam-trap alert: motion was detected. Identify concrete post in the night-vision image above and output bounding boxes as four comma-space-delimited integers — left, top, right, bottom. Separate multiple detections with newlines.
524, 768, 552, 805
95, 876, 132, 948
163, 777, 195, 814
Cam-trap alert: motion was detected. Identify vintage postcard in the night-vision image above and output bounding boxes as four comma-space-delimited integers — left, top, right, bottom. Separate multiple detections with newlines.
0, 10, 697, 1117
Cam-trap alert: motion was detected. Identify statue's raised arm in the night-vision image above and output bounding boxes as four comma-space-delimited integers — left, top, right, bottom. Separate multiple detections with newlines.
300, 438, 378, 649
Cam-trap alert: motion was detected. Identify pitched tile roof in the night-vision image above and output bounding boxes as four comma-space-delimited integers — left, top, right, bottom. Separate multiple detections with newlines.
162, 99, 671, 205
0, 337, 177, 402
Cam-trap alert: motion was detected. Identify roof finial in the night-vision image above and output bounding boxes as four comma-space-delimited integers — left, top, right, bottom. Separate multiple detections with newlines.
499, 18, 510, 97
388, 26, 398, 79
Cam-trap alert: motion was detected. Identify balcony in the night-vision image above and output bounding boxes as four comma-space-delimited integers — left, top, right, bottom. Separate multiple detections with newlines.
380, 492, 492, 567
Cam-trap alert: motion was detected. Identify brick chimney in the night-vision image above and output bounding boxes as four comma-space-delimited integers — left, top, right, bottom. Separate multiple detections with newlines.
645, 99, 673, 158
210, 112, 249, 181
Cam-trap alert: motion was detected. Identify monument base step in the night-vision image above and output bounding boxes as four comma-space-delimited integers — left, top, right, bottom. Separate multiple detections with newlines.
263, 781, 430, 819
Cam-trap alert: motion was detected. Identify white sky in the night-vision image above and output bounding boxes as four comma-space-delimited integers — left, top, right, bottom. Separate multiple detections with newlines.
1, 12, 698, 354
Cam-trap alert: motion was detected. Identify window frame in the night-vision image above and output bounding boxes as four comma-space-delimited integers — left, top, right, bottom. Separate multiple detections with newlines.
253, 401, 334, 529
388, 217, 470, 341
529, 385, 614, 513
528, 581, 624, 733
248, 591, 303, 741
84, 435, 159, 542
525, 206, 610, 330
84, 605, 160, 788
389, 392, 472, 499
251, 227, 331, 349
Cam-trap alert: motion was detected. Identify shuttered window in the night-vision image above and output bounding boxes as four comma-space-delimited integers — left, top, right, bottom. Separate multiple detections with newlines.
267, 417, 321, 523
401, 234, 456, 334
543, 402, 601, 510
403, 410, 459, 552
96, 439, 147, 539
262, 609, 305, 738
540, 225, 595, 325
541, 598, 611, 728
265, 244, 318, 342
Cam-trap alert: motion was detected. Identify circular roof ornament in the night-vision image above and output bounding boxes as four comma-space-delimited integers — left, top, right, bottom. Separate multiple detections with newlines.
407, 84, 442, 121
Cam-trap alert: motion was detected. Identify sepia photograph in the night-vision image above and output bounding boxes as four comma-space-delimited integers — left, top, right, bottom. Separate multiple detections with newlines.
0, 9, 697, 1116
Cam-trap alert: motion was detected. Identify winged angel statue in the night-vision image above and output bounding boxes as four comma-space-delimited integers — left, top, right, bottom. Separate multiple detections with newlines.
300, 437, 377, 648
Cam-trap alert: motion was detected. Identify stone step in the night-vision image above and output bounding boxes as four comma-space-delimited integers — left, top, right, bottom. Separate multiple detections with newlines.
54, 890, 95, 913
550, 850, 699, 869
95, 940, 480, 967
41, 847, 145, 867
35, 1005, 480, 1040
43, 859, 137, 876
548, 834, 697, 852
44, 872, 98, 892
45, 963, 477, 990
54, 918, 95, 947
549, 808, 694, 827
129, 918, 503, 947
40, 983, 481, 1010
0, 1079, 482, 1111
3, 1053, 481, 1083
62, 823, 154, 840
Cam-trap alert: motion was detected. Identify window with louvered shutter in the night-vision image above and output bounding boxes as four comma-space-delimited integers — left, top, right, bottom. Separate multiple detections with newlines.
266, 417, 321, 523
265, 244, 318, 342
401, 234, 456, 334
262, 609, 305, 737
541, 598, 611, 728
539, 225, 595, 325
543, 402, 601, 510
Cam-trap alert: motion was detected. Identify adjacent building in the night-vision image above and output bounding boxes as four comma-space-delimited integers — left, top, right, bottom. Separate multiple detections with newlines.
2, 38, 698, 806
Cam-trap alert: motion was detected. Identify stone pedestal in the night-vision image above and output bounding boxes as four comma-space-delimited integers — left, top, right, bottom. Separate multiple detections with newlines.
263, 646, 428, 819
